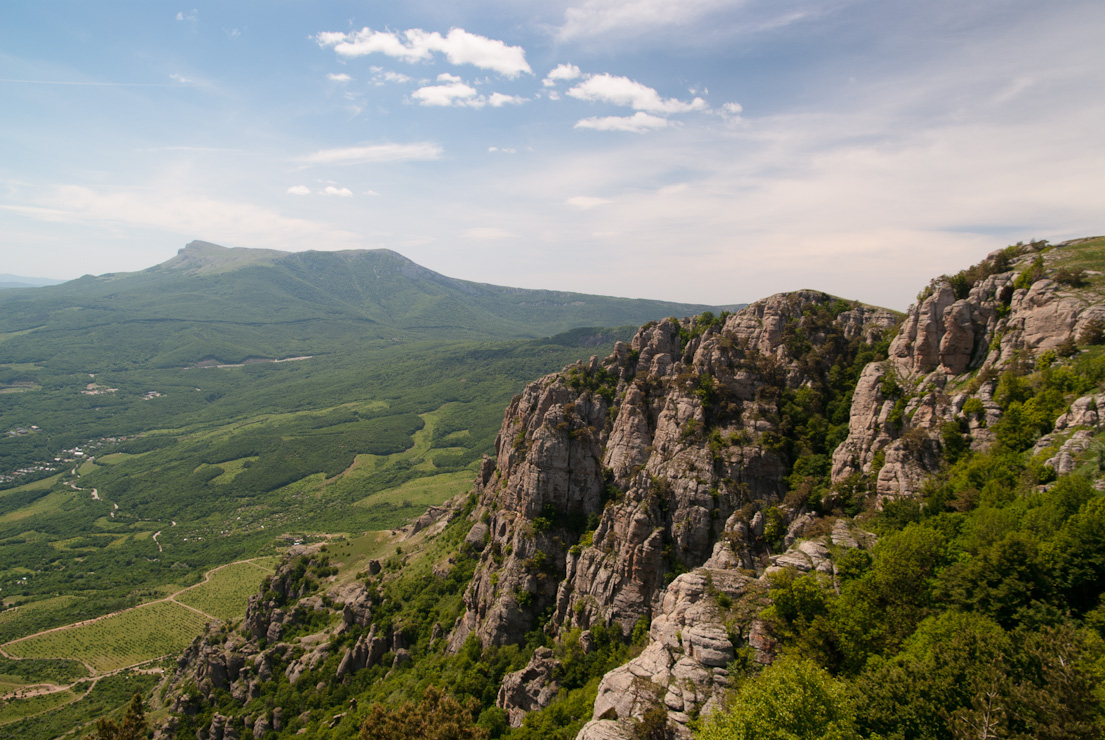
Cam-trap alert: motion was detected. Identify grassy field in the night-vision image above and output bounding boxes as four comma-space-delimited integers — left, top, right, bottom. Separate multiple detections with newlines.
0, 475, 60, 497
353, 470, 472, 511
3, 601, 209, 673
174, 561, 272, 622
0, 491, 75, 525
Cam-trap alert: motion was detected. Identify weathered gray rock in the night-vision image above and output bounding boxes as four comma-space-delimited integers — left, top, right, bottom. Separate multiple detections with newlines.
450, 292, 896, 653
585, 568, 747, 736
464, 522, 490, 551
496, 646, 562, 727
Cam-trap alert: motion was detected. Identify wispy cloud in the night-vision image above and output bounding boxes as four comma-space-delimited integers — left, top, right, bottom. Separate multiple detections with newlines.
555, 0, 812, 41
363, 67, 413, 86
316, 27, 532, 78
0, 78, 176, 87
462, 226, 517, 240
9, 185, 361, 250
327, 73, 352, 82
321, 185, 353, 197
574, 112, 670, 133
286, 185, 311, 195
566, 195, 611, 209
175, 8, 197, 22
299, 142, 443, 165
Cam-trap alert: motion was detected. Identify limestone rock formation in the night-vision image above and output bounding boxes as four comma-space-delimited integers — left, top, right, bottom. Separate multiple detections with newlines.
833, 239, 1105, 499
449, 292, 895, 653
496, 647, 562, 727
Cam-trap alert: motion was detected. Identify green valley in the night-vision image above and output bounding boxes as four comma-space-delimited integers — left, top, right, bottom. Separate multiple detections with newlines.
0, 243, 728, 698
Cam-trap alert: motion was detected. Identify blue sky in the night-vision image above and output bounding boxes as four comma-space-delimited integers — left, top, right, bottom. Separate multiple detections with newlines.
2, 0, 1103, 309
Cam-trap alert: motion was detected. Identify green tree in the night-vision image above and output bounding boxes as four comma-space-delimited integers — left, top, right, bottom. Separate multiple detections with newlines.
697, 658, 858, 740
82, 692, 148, 740
360, 686, 489, 740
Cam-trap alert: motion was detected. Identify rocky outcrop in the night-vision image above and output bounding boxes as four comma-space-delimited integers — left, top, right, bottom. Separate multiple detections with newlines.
449, 292, 896, 653
580, 567, 750, 740
496, 647, 562, 727
833, 240, 1105, 499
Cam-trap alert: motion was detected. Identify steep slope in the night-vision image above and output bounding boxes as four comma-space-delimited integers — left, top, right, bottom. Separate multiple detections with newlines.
448, 294, 896, 653
148, 236, 1105, 740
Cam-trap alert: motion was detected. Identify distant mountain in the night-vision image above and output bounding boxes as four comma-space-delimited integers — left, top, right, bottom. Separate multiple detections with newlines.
0, 273, 66, 290
0, 241, 738, 370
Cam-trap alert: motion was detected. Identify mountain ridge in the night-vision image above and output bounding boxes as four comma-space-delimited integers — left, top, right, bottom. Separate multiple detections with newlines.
0, 242, 740, 372
148, 235, 1105, 740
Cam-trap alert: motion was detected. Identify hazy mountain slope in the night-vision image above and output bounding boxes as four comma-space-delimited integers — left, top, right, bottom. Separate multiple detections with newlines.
0, 242, 727, 372
0, 274, 66, 290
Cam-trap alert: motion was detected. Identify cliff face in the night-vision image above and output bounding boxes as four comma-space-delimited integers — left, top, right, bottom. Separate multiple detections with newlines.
448, 292, 896, 655
157, 237, 1105, 740
832, 239, 1105, 499
415, 292, 894, 737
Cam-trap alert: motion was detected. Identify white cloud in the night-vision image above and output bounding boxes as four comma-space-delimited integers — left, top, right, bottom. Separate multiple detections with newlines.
300, 142, 443, 165
462, 227, 517, 240
547, 90, 561, 101
175, 9, 196, 22
557, 0, 763, 41
489, 92, 526, 107
437, 72, 463, 83
567, 73, 707, 113
412, 82, 482, 107
169, 74, 192, 84
225, 28, 241, 39
363, 190, 381, 196
544, 63, 581, 87
327, 73, 352, 82
321, 186, 353, 197
566, 196, 611, 209
286, 185, 311, 196
489, 146, 518, 154
574, 112, 670, 133
316, 27, 531, 78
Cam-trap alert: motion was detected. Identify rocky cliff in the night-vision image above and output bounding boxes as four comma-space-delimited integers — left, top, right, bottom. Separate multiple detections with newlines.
832, 238, 1105, 500
154, 236, 1105, 740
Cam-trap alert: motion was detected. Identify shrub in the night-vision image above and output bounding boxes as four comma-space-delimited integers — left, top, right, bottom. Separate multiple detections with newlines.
696, 657, 859, 740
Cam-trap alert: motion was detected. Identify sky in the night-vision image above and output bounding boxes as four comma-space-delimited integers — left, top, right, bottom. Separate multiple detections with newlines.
1, 0, 1103, 310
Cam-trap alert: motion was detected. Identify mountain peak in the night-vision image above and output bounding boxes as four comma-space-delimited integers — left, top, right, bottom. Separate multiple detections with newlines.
157, 240, 291, 275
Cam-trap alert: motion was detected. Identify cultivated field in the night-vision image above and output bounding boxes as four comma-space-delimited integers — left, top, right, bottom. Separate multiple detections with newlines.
174, 561, 271, 622
3, 601, 208, 673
